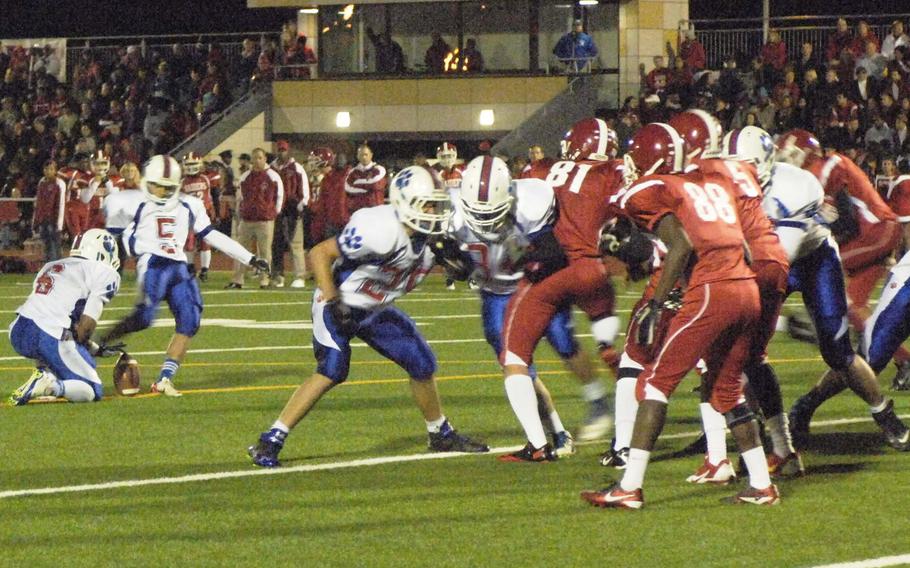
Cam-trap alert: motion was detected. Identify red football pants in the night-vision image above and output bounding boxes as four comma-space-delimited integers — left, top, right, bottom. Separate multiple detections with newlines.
65, 205, 89, 238
748, 260, 789, 363
636, 278, 760, 414
840, 219, 900, 274
502, 257, 615, 366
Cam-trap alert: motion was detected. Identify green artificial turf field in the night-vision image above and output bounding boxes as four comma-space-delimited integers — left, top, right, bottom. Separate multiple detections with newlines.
1, 270, 908, 567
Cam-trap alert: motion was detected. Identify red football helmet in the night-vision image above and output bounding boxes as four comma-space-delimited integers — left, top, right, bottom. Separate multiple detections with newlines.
436, 142, 457, 169
561, 118, 619, 161
624, 123, 686, 183
182, 152, 203, 175
307, 147, 335, 169
668, 109, 723, 159
776, 128, 821, 167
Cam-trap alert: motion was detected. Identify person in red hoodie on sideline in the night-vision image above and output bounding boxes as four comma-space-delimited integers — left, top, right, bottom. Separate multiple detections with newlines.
227, 148, 284, 289
32, 159, 66, 261
344, 143, 387, 218
270, 139, 310, 289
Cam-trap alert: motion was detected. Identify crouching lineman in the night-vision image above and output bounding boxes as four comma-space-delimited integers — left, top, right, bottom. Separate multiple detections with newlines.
8, 229, 121, 404
582, 124, 777, 509
448, 156, 606, 456
248, 166, 489, 468
728, 127, 910, 451
97, 155, 270, 397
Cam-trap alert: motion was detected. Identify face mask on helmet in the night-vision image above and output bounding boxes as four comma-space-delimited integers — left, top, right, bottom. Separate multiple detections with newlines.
91, 159, 110, 177
390, 166, 452, 236
142, 155, 182, 208
183, 157, 202, 175
70, 228, 120, 271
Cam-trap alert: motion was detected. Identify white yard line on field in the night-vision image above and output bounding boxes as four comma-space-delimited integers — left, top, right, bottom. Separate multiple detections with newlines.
807, 555, 910, 568
1, 413, 905, 500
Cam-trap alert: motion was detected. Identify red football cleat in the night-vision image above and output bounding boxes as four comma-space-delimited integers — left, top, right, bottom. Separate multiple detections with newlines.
498, 442, 557, 463
767, 451, 805, 478
580, 482, 644, 510
726, 484, 781, 506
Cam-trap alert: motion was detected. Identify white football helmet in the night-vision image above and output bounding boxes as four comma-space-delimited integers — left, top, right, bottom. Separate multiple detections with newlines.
390, 165, 451, 236
721, 126, 775, 187
437, 142, 457, 169
460, 156, 514, 240
71, 228, 120, 271
91, 151, 110, 177
142, 154, 182, 209
182, 152, 203, 176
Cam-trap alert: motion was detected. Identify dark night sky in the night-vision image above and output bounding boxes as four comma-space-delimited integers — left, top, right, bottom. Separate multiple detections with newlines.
0, 1, 904, 38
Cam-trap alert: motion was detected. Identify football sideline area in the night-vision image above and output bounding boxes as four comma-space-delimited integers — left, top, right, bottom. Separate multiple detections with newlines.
1, 272, 909, 567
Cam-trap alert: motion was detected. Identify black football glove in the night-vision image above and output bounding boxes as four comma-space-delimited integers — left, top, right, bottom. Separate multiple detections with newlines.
250, 255, 271, 276
633, 299, 663, 348
430, 237, 474, 281
663, 287, 684, 311
327, 299, 358, 335
87, 340, 126, 357
523, 231, 568, 283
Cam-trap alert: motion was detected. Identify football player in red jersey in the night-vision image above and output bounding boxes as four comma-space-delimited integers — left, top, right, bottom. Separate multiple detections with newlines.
434, 142, 466, 291
81, 151, 124, 231
779, 130, 906, 431
62, 153, 93, 240
675, 113, 801, 478
582, 123, 779, 509
181, 153, 220, 280
498, 118, 623, 461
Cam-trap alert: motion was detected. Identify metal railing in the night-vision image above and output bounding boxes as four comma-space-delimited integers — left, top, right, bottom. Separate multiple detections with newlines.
681, 13, 910, 69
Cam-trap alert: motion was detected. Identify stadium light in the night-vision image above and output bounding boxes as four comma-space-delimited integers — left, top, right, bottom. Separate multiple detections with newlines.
479, 109, 495, 126
336, 111, 351, 128
579, 0, 599, 5
299, 8, 318, 14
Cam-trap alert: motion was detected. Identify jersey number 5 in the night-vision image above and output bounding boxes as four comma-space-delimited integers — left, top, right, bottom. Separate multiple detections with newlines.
683, 182, 737, 224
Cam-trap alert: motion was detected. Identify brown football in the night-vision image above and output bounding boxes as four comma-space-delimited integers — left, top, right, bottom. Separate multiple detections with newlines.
112, 352, 141, 396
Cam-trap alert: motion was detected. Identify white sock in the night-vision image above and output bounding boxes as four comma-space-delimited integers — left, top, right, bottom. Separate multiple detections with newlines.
200, 250, 212, 269
186, 251, 195, 264
60, 380, 96, 402
271, 420, 290, 434
766, 413, 795, 458
741, 446, 772, 490
620, 448, 651, 491
614, 376, 638, 451
549, 410, 566, 434
504, 374, 548, 448
582, 379, 607, 402
425, 415, 447, 433
870, 399, 888, 414
700, 402, 728, 464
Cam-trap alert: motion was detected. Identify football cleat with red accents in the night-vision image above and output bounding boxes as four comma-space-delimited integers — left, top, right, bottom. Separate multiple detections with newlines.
726, 484, 781, 506
686, 456, 736, 484
767, 451, 805, 478
498, 442, 557, 462
580, 482, 644, 510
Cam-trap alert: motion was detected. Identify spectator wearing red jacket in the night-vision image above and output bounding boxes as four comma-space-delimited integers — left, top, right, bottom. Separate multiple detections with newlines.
270, 139, 310, 288
761, 30, 788, 73
32, 159, 65, 261
228, 148, 284, 289
678, 29, 705, 72
850, 20, 880, 58
344, 144, 387, 217
827, 18, 854, 62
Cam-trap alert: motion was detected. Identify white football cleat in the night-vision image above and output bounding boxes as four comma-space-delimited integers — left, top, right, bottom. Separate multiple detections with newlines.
273, 276, 285, 288
9, 369, 57, 406
686, 456, 736, 484
576, 411, 613, 442
290, 278, 306, 289
150, 378, 182, 397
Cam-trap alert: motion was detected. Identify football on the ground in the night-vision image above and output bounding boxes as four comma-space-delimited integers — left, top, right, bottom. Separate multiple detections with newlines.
112, 352, 141, 396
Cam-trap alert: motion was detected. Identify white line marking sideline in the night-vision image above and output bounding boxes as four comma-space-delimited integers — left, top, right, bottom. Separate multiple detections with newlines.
1, 414, 905, 500
808, 554, 910, 568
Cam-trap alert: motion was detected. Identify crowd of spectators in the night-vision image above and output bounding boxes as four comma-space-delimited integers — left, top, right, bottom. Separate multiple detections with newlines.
634, 18, 910, 179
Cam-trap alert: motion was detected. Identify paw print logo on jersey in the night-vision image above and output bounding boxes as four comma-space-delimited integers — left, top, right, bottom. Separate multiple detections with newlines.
341, 227, 363, 252
395, 169, 413, 189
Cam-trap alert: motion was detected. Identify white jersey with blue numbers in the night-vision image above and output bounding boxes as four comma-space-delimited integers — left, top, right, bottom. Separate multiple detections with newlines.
763, 162, 831, 263
335, 205, 435, 310
449, 178, 556, 295
15, 257, 120, 338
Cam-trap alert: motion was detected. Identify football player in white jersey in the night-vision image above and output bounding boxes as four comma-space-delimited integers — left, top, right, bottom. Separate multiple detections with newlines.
725, 127, 910, 451
96, 155, 269, 397
249, 166, 489, 467
446, 156, 610, 458
8, 229, 121, 404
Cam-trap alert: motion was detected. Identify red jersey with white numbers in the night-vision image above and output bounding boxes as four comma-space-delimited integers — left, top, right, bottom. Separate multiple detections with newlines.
693, 158, 788, 268
807, 153, 897, 226
543, 159, 625, 260
436, 165, 463, 192
181, 172, 219, 214
611, 170, 754, 288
